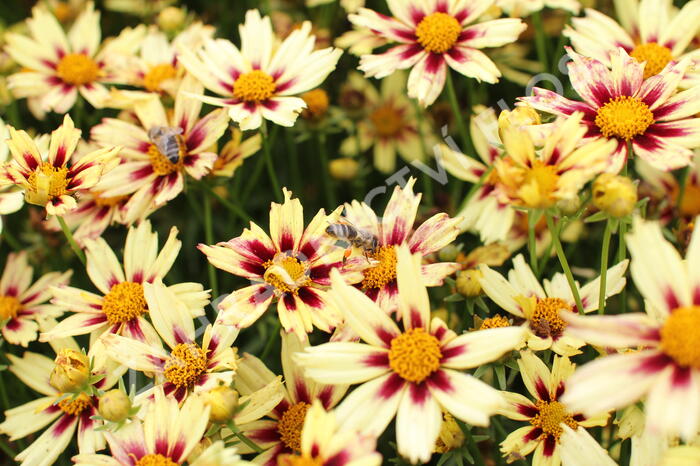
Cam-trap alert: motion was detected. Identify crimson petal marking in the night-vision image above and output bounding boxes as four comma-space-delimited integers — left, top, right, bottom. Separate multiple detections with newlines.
632, 352, 673, 375
51, 414, 76, 437
379, 373, 406, 399
542, 435, 557, 457
325, 450, 350, 466
364, 351, 390, 368
516, 403, 539, 418
298, 287, 323, 309
247, 425, 281, 443
408, 382, 430, 404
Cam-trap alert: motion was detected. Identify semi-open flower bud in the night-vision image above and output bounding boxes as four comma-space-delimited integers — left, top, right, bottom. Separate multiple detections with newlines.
456, 269, 483, 297
157, 7, 186, 32
329, 158, 359, 180
49, 349, 90, 393
592, 173, 637, 218
98, 389, 131, 422
204, 386, 240, 424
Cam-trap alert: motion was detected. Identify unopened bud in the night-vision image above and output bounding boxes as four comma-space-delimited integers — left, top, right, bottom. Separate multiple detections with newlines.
479, 315, 511, 330
49, 349, 90, 393
98, 389, 131, 422
456, 269, 483, 297
157, 7, 186, 32
301, 89, 330, 120
204, 386, 239, 424
434, 412, 465, 453
438, 244, 460, 262
556, 196, 580, 216
498, 105, 540, 140
592, 174, 637, 218
329, 158, 359, 181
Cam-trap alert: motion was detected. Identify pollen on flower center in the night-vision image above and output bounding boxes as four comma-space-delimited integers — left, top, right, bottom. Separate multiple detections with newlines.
277, 454, 323, 466
479, 315, 510, 330
0, 295, 21, 320
361, 245, 397, 289
148, 141, 185, 176
389, 327, 442, 383
660, 306, 700, 369
135, 454, 178, 466
102, 281, 148, 325
26, 162, 70, 205
595, 96, 654, 140
56, 53, 99, 86
278, 402, 310, 452
164, 342, 208, 387
370, 104, 404, 137
143, 63, 178, 92
263, 255, 311, 294
233, 70, 276, 103
520, 160, 560, 209
530, 297, 571, 339
57, 392, 92, 416
530, 400, 578, 440
415, 12, 462, 54
630, 42, 673, 79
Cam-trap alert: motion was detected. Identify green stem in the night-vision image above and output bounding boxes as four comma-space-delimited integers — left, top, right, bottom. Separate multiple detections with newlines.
261, 319, 281, 360
241, 152, 266, 204
598, 219, 614, 314
2, 226, 22, 251
445, 71, 471, 153
545, 212, 584, 313
202, 189, 219, 299
227, 421, 263, 453
317, 131, 337, 210
527, 210, 540, 276
676, 165, 690, 222
0, 437, 16, 459
57, 216, 85, 265
411, 99, 434, 205
202, 183, 250, 223
531, 11, 550, 74
262, 122, 282, 203
286, 129, 302, 194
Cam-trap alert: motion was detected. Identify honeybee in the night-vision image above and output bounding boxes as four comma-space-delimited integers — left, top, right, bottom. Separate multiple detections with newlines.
326, 220, 378, 263
148, 126, 184, 164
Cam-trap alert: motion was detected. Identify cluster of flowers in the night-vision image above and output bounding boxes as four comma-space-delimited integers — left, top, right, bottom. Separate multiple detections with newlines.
0, 0, 700, 465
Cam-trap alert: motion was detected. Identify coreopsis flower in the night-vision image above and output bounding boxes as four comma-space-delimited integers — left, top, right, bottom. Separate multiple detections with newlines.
0, 340, 122, 465
0, 115, 120, 215
499, 351, 611, 466
636, 152, 700, 223
101, 282, 237, 402
339, 72, 432, 173
342, 177, 461, 312
122, 23, 214, 96
91, 76, 228, 223
479, 254, 628, 356
0, 118, 24, 232
521, 48, 700, 172
497, 0, 580, 17
564, 0, 700, 83
349, 0, 526, 106
178, 9, 342, 130
233, 332, 348, 465
277, 401, 382, 466
200, 188, 359, 340
42, 221, 208, 346
296, 246, 526, 463
4, 3, 144, 113
440, 105, 525, 243
491, 111, 617, 209
560, 216, 700, 440
210, 128, 262, 178
72, 387, 250, 466
0, 252, 71, 346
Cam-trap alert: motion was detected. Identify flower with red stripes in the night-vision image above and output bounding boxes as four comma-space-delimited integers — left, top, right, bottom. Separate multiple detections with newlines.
179, 9, 342, 130
0, 115, 120, 216
499, 351, 611, 466
561, 216, 700, 441
91, 76, 228, 224
296, 245, 525, 463
349, 0, 526, 106
200, 188, 363, 341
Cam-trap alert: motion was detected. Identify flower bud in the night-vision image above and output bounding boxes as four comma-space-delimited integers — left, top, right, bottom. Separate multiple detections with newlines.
49, 349, 90, 393
498, 105, 540, 139
592, 174, 637, 218
329, 158, 359, 181
301, 89, 330, 120
157, 7, 186, 32
98, 389, 131, 422
438, 244, 460, 262
204, 386, 239, 424
456, 269, 483, 298
479, 315, 511, 330
434, 412, 465, 453
556, 196, 580, 216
